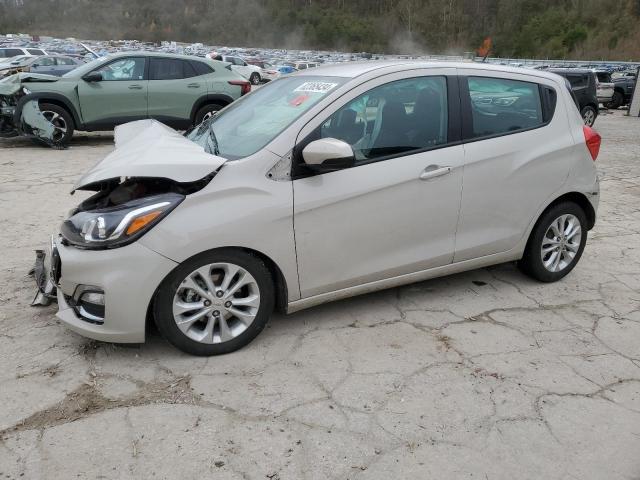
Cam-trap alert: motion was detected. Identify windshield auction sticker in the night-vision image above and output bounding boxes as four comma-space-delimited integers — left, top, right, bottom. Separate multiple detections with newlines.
294, 82, 338, 94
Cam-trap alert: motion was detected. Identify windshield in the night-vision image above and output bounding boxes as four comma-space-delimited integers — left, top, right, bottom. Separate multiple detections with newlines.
187, 75, 347, 159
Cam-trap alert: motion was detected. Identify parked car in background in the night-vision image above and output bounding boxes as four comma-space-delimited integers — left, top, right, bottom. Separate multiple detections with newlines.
292, 62, 319, 70
0, 52, 249, 146
210, 54, 262, 85
0, 55, 84, 78
245, 59, 280, 82
549, 69, 599, 126
33, 62, 600, 356
606, 71, 637, 109
0, 46, 47, 58
593, 70, 614, 104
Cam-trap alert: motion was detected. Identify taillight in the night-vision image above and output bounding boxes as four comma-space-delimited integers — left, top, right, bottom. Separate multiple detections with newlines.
583, 125, 601, 161
228, 80, 251, 96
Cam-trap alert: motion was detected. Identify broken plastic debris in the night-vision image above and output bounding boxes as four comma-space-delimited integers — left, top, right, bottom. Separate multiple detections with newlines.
21, 99, 56, 142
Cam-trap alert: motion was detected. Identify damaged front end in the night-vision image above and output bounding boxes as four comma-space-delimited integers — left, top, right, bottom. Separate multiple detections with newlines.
0, 73, 63, 146
30, 173, 217, 307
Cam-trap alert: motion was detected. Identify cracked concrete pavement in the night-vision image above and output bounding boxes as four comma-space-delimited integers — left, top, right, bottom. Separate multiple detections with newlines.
1, 110, 639, 479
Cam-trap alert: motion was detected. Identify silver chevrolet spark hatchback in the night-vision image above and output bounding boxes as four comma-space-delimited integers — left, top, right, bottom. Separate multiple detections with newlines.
34, 61, 601, 356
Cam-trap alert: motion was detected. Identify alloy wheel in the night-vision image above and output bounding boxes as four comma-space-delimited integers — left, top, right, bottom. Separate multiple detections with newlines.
172, 262, 261, 344
41, 110, 67, 142
582, 109, 596, 126
540, 214, 582, 273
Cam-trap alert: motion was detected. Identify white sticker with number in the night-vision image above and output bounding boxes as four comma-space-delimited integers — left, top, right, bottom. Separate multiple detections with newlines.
294, 82, 338, 94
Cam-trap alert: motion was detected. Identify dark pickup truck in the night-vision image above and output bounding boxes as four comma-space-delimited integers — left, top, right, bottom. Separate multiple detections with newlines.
605, 71, 637, 109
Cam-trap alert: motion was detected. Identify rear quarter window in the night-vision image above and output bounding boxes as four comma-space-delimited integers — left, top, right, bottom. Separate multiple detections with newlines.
465, 76, 550, 139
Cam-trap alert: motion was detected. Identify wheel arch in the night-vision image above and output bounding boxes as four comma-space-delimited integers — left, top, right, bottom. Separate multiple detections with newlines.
540, 192, 596, 231
149, 245, 289, 321
14, 92, 81, 129
189, 94, 233, 124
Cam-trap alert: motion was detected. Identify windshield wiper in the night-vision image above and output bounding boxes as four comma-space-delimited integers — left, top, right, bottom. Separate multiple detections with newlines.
207, 125, 220, 156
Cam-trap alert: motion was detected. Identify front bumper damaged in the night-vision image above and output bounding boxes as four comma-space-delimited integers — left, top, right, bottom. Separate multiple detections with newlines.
30, 235, 60, 306
31, 234, 178, 343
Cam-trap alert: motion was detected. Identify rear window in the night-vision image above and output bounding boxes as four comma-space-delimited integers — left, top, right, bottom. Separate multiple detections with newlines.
596, 72, 612, 83
466, 76, 546, 139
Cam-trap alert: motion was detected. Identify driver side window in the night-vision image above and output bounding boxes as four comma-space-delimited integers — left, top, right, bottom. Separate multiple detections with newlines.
313, 76, 448, 165
92, 57, 146, 81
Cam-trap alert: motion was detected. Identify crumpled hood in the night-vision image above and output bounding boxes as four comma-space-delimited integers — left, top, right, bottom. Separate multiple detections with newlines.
0, 72, 60, 95
73, 119, 227, 192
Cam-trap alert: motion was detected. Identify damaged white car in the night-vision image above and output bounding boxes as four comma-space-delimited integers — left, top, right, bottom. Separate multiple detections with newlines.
33, 62, 600, 356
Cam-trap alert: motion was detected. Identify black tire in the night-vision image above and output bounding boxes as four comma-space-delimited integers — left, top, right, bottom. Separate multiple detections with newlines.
194, 103, 223, 125
37, 103, 74, 146
604, 91, 623, 110
153, 249, 275, 356
581, 105, 597, 127
249, 72, 261, 85
518, 202, 588, 283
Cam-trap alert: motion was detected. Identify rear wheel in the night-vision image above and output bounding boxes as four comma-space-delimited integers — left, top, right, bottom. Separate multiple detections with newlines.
605, 91, 623, 110
518, 202, 588, 283
194, 103, 224, 125
581, 105, 597, 126
153, 249, 275, 356
37, 103, 74, 146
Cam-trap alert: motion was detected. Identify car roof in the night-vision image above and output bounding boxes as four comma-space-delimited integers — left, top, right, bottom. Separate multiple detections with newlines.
104, 51, 211, 62
548, 68, 593, 74
297, 60, 569, 82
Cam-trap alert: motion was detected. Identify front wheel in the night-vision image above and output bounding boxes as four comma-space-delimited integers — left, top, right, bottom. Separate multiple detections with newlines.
36, 103, 74, 147
581, 106, 597, 126
518, 202, 588, 283
249, 72, 261, 85
153, 249, 275, 356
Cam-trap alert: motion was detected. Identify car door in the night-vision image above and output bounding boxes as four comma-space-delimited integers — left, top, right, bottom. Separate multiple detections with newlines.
453, 70, 573, 262
229, 57, 250, 79
77, 56, 148, 127
31, 56, 57, 74
147, 57, 204, 128
292, 69, 464, 298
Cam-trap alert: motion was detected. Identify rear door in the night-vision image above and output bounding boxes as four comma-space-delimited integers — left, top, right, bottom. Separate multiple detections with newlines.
147, 57, 204, 127
77, 56, 148, 127
454, 70, 573, 262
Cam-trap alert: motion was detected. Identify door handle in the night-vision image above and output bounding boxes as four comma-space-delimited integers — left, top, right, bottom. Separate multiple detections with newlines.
419, 165, 452, 181
187, 83, 201, 88
128, 84, 143, 90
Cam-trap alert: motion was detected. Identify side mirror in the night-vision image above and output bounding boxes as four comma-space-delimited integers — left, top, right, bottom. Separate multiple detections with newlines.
302, 138, 355, 172
32, 63, 39, 68
83, 71, 103, 82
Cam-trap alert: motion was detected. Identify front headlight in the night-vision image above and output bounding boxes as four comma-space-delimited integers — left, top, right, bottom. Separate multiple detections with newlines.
61, 193, 183, 249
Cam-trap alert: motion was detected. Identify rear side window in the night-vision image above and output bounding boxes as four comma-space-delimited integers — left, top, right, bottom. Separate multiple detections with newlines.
466, 77, 544, 139
191, 61, 214, 76
0, 48, 23, 58
149, 58, 186, 80
27, 49, 45, 55
566, 74, 588, 88
57, 57, 76, 65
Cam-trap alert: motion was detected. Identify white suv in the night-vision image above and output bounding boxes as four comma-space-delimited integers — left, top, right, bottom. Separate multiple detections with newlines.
34, 62, 601, 356
210, 54, 263, 85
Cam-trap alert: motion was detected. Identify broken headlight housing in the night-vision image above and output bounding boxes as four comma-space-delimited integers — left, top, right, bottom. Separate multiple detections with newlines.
61, 193, 183, 249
